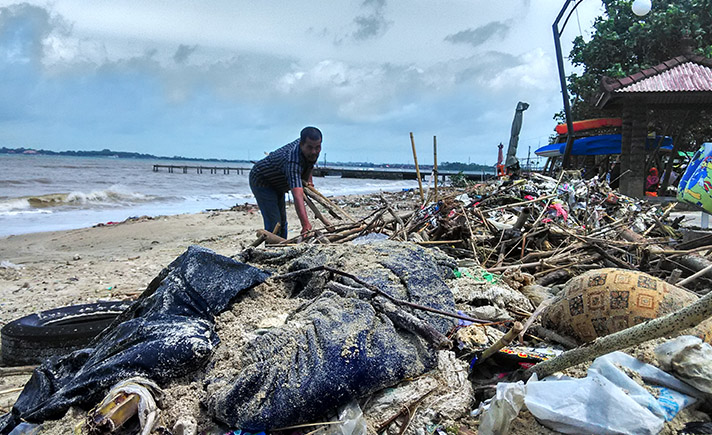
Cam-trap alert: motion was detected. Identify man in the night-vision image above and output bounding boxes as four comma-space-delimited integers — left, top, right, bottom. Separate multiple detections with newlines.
249, 126, 322, 239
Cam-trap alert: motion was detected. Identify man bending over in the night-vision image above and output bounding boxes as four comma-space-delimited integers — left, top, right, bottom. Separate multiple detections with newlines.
249, 126, 322, 239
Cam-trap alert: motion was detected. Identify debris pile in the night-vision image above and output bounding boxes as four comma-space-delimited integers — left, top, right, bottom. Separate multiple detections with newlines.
2, 174, 712, 435
282, 172, 712, 298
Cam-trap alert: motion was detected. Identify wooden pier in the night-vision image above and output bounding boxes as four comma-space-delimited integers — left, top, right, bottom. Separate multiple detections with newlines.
152, 164, 250, 174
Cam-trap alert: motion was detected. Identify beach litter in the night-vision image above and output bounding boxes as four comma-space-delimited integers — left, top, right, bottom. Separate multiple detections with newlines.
3, 173, 712, 434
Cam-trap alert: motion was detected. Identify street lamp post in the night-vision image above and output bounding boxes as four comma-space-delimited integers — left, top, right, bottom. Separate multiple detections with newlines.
553, 0, 651, 170
553, 0, 577, 170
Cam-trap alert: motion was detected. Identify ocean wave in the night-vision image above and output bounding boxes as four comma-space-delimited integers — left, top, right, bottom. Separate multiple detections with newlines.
0, 186, 162, 212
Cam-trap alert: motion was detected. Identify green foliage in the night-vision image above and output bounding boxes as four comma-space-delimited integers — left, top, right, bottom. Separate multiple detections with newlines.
450, 171, 471, 188
563, 0, 712, 148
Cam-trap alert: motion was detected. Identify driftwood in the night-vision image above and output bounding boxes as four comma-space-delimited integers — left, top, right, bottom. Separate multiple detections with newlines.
304, 185, 356, 222
0, 365, 37, 377
523, 287, 712, 380
255, 229, 287, 245
303, 194, 333, 230
474, 321, 523, 365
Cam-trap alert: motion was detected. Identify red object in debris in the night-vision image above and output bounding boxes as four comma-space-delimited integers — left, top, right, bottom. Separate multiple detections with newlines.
555, 118, 622, 135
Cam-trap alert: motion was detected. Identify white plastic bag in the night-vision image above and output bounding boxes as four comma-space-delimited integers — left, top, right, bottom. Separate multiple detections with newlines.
656, 335, 712, 394
477, 381, 526, 435
524, 351, 697, 435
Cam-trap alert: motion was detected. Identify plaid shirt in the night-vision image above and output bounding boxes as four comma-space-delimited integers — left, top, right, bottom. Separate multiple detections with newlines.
249, 139, 313, 193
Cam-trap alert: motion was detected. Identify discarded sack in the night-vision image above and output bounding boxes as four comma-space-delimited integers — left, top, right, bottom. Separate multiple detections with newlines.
208, 241, 458, 430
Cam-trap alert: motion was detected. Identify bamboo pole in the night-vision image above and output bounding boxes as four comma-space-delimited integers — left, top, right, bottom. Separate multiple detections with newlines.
433, 135, 438, 202
410, 132, 425, 202
474, 322, 524, 365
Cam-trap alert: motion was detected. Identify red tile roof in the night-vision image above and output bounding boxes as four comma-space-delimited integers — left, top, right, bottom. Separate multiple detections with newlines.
596, 55, 712, 108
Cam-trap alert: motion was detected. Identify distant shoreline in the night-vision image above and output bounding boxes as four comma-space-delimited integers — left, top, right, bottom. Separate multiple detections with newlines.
0, 147, 495, 173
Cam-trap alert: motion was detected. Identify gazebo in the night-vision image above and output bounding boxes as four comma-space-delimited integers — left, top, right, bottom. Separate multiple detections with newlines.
595, 54, 712, 197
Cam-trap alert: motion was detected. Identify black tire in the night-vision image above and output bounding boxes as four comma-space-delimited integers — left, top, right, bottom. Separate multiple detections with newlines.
1, 301, 132, 366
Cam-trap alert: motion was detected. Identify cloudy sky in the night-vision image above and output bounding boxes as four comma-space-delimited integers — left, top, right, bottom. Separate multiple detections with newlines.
0, 1, 606, 165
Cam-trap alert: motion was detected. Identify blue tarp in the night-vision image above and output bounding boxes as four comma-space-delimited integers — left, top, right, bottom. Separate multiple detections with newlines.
535, 135, 673, 157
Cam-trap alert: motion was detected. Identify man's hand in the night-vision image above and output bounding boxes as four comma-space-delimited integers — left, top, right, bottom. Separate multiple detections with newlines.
292, 187, 312, 239
301, 223, 312, 235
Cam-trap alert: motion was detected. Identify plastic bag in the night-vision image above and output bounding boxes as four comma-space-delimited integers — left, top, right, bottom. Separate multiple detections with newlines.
524, 351, 698, 435
318, 401, 367, 435
655, 335, 712, 394
477, 381, 525, 435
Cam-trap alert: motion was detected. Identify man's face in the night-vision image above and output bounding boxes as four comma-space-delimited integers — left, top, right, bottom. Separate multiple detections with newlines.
301, 137, 322, 163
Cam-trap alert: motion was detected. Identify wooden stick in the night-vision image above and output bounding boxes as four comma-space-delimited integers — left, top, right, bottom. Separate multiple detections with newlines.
677, 262, 712, 287
0, 365, 37, 377
304, 185, 356, 222
524, 285, 712, 380
250, 223, 281, 247
461, 205, 480, 265
433, 135, 438, 202
303, 186, 344, 221
256, 229, 286, 245
410, 132, 425, 202
303, 194, 333, 230
483, 193, 557, 213
642, 202, 677, 237
474, 322, 524, 365
380, 194, 407, 241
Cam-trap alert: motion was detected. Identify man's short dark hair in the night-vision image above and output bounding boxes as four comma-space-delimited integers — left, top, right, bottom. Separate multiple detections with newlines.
300, 126, 322, 144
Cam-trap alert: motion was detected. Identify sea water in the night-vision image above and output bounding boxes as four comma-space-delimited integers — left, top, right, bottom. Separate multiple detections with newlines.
0, 154, 421, 237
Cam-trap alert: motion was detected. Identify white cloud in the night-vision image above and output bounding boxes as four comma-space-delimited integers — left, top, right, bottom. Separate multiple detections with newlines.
0, 0, 607, 164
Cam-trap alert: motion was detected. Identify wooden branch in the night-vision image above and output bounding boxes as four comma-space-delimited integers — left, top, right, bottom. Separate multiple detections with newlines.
474, 322, 523, 365
524, 286, 712, 380
304, 185, 356, 222
250, 223, 281, 247
255, 229, 287, 245
304, 194, 333, 230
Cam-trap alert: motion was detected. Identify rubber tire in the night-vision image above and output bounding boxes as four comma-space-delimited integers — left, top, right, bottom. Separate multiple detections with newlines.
1, 301, 132, 366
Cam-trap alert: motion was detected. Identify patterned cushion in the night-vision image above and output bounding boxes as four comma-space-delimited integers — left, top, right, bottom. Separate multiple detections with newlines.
542, 268, 712, 343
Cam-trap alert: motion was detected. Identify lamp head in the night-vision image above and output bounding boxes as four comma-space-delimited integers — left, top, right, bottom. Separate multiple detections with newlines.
632, 0, 651, 16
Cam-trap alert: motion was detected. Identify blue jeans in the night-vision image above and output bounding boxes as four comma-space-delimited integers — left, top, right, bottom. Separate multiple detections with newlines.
250, 182, 288, 238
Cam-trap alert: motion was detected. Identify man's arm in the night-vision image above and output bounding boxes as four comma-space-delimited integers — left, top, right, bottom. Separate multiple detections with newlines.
291, 187, 312, 235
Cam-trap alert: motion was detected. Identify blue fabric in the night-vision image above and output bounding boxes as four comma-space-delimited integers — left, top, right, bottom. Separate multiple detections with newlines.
250, 182, 288, 239
557, 134, 673, 156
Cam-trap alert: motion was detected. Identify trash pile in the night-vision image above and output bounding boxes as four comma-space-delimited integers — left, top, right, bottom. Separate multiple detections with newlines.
2, 173, 712, 435
286, 172, 712, 298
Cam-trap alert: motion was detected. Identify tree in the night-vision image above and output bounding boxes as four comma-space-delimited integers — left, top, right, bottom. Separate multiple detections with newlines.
561, 0, 712, 146
558, 0, 712, 193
